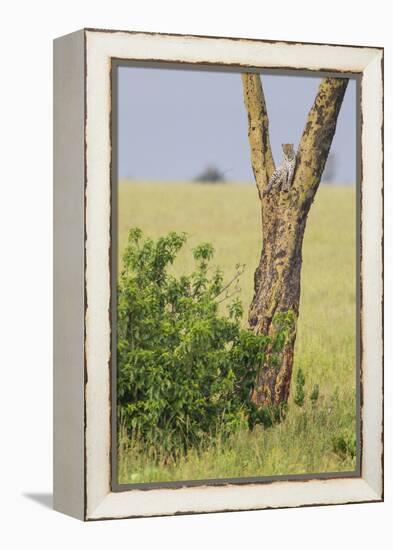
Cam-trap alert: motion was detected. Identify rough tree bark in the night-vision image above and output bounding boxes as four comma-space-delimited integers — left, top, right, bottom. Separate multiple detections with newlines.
241, 74, 348, 409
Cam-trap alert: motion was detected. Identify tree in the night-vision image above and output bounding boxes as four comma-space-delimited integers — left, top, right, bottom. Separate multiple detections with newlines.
241, 74, 348, 409
194, 164, 226, 183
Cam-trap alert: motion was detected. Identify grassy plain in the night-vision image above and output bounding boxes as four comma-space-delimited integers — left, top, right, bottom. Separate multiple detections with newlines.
117, 180, 357, 483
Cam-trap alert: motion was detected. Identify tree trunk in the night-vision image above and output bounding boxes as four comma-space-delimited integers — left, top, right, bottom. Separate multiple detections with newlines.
242, 74, 348, 408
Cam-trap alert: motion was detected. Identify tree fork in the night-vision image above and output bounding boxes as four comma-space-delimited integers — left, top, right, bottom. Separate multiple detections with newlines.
241, 74, 348, 408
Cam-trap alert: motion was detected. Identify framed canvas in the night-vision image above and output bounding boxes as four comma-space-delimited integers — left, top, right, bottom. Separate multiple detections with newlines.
53, 28, 383, 521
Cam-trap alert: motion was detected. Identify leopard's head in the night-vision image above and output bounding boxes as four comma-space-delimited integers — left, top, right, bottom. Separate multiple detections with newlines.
282, 143, 295, 161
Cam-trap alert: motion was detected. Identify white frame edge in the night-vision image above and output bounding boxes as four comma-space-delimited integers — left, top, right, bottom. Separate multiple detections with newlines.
54, 28, 383, 521
53, 29, 86, 521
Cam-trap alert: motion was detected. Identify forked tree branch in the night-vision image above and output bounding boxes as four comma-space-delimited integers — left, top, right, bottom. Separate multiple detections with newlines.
242, 74, 348, 207
241, 74, 275, 196
293, 77, 349, 201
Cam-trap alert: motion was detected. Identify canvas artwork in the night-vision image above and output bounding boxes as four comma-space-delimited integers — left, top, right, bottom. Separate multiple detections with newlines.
53, 29, 383, 520
112, 64, 358, 488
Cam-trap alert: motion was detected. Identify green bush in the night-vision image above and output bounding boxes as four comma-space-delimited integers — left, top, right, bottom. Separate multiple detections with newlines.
332, 430, 356, 460
294, 368, 306, 407
117, 228, 291, 456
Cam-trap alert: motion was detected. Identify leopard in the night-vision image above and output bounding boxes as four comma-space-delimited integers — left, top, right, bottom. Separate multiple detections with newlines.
266, 143, 296, 193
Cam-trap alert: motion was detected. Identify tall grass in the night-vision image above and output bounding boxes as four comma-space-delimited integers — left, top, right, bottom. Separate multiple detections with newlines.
118, 395, 355, 484
117, 180, 356, 483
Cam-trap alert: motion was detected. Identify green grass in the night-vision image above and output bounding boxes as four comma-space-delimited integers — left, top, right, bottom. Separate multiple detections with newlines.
117, 180, 357, 483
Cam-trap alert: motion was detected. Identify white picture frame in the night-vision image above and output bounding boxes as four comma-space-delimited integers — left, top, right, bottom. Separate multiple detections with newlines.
53, 28, 383, 521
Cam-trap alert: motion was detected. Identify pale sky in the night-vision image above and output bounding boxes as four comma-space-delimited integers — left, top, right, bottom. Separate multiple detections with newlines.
117, 66, 356, 184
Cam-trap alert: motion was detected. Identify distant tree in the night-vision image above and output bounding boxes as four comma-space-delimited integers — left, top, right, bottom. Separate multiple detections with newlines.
194, 164, 226, 183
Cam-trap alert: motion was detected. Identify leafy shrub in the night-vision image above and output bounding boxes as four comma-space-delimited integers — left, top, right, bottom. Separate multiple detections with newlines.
117, 228, 291, 456
332, 430, 356, 460
294, 368, 306, 407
